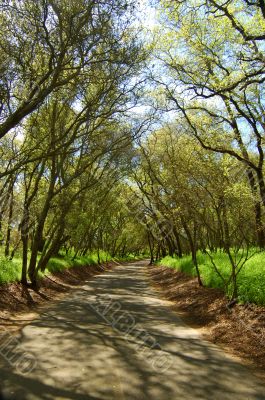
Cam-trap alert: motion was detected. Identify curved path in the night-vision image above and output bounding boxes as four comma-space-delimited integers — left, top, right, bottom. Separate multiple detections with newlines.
0, 261, 265, 399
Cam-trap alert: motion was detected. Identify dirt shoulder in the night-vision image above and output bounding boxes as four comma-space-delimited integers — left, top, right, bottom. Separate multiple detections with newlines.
0, 262, 117, 333
148, 265, 265, 380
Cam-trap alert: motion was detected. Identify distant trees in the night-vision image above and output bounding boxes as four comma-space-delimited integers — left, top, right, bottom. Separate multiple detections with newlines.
131, 123, 257, 297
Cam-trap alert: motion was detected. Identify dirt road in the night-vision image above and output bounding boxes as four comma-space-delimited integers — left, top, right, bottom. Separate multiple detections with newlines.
1, 261, 265, 399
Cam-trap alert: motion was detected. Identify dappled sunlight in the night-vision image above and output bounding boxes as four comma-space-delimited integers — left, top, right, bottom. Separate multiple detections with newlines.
1, 262, 265, 399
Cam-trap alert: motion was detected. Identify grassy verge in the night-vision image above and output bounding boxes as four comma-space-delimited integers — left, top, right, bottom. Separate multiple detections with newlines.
46, 251, 112, 274
159, 251, 265, 305
0, 253, 106, 285
0, 250, 144, 285
0, 256, 22, 284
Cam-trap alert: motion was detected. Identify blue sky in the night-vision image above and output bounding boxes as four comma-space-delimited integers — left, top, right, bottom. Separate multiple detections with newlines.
138, 0, 158, 29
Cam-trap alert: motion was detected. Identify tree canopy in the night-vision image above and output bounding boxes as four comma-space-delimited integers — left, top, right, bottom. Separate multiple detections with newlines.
0, 0, 265, 303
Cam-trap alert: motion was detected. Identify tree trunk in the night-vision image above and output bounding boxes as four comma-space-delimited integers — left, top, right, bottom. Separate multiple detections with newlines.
245, 168, 265, 248
225, 103, 265, 248
4, 182, 14, 258
166, 236, 174, 256
182, 221, 203, 286
147, 232, 154, 265
173, 227, 183, 258
28, 174, 56, 285
37, 229, 66, 273
155, 244, 161, 261
21, 205, 30, 285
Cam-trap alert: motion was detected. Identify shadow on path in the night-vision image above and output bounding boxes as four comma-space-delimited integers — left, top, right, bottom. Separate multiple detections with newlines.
0, 261, 265, 399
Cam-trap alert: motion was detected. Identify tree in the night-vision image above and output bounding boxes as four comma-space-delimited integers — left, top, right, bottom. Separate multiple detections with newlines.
153, 0, 265, 246
131, 121, 257, 294
0, 0, 140, 139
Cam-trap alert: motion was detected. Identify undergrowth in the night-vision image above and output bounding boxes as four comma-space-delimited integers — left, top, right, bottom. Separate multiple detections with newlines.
159, 251, 265, 305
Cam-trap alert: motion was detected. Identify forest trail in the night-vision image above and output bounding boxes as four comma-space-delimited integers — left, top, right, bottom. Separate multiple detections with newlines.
0, 261, 265, 400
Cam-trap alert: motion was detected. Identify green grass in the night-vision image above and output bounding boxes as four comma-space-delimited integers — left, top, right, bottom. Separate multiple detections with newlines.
0, 249, 144, 285
0, 250, 114, 284
46, 251, 112, 273
159, 251, 265, 305
0, 256, 22, 284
